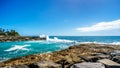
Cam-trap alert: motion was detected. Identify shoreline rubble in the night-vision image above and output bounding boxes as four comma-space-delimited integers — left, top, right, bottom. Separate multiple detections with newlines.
0, 43, 120, 68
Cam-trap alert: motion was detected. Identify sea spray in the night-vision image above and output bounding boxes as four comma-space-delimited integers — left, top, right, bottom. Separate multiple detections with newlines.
46, 36, 74, 43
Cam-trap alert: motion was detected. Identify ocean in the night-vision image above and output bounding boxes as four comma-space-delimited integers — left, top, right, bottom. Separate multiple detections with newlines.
50, 36, 120, 44
0, 36, 120, 62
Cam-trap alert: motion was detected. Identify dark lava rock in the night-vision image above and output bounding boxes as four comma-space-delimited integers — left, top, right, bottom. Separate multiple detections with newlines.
110, 50, 120, 56
112, 56, 120, 63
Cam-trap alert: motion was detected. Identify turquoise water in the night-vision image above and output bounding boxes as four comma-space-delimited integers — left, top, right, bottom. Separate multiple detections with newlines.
0, 36, 120, 61
0, 40, 72, 62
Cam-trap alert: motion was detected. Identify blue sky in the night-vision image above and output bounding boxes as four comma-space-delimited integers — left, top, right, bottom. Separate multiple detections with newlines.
0, 0, 120, 36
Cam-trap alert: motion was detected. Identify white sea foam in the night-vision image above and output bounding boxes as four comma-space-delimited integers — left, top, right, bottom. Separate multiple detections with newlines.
25, 36, 73, 43
47, 36, 73, 43
79, 41, 120, 45
58, 44, 69, 49
5, 44, 30, 52
25, 40, 45, 43
43, 35, 73, 43
25, 40, 55, 44
109, 42, 120, 45
80, 41, 102, 44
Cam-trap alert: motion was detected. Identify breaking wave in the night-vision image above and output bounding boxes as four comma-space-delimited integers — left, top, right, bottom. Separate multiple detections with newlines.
46, 36, 73, 43
25, 36, 74, 43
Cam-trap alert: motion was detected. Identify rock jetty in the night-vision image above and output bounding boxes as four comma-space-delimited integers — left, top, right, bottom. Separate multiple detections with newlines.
0, 43, 120, 68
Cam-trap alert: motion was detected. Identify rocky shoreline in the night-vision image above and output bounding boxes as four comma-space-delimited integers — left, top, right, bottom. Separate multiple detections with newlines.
0, 43, 120, 68
0, 36, 46, 42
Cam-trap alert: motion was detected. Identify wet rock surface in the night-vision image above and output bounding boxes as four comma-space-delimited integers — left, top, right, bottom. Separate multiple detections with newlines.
0, 44, 120, 68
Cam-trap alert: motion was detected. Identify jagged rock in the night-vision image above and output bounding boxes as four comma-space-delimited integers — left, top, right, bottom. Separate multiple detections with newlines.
109, 50, 120, 61
110, 50, 120, 56
112, 56, 120, 63
91, 53, 110, 59
79, 56, 100, 62
29, 61, 61, 68
71, 62, 105, 68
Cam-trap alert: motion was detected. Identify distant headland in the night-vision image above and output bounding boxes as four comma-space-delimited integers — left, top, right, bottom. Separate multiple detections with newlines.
0, 28, 46, 42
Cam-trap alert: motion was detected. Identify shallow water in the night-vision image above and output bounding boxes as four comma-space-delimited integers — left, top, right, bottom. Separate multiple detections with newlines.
0, 40, 72, 62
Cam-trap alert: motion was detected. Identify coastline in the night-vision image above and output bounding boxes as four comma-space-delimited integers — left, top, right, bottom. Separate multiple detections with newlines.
0, 43, 120, 68
0, 36, 46, 42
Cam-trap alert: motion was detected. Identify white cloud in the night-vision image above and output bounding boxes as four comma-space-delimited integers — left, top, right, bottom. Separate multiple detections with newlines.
76, 19, 120, 32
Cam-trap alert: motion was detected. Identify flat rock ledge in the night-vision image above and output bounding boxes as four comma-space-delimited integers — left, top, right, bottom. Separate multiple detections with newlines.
0, 43, 120, 68
71, 62, 105, 68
